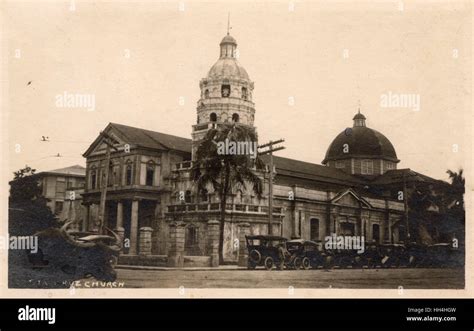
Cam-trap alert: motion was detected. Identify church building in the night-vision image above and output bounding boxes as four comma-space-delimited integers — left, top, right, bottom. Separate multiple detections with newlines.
81, 33, 443, 266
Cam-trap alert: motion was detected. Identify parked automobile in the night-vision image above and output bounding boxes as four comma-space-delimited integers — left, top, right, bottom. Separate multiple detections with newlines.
245, 235, 288, 270
378, 244, 408, 268
286, 239, 326, 269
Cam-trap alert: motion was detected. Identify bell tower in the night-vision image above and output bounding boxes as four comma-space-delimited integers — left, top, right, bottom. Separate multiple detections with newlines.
192, 31, 256, 159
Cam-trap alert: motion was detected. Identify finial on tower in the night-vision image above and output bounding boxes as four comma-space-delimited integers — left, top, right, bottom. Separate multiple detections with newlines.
227, 12, 231, 35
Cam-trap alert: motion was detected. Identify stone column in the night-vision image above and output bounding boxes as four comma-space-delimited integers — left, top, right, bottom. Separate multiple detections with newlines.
168, 222, 186, 267
207, 220, 220, 267
139, 227, 153, 255
82, 204, 90, 232
129, 199, 139, 255
116, 201, 124, 228
115, 201, 125, 246
238, 223, 250, 267
388, 218, 392, 244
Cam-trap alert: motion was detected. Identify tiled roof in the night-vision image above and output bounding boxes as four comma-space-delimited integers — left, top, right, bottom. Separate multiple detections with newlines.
260, 155, 365, 187
370, 169, 442, 186
110, 123, 192, 153
42, 165, 86, 177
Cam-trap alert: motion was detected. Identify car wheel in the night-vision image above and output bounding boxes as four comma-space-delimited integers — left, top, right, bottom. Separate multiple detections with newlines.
293, 257, 302, 270
249, 250, 261, 264
264, 257, 274, 270
302, 257, 311, 270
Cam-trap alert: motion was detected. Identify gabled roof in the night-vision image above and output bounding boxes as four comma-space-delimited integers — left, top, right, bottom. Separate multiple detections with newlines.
331, 188, 372, 208
83, 123, 192, 157
260, 155, 365, 187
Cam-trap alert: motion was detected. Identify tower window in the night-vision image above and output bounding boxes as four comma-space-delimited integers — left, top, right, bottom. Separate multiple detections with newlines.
200, 189, 208, 202
232, 113, 239, 123
210, 113, 217, 122
204, 89, 209, 99
185, 190, 192, 203
221, 85, 230, 97
361, 160, 373, 175
241, 87, 248, 100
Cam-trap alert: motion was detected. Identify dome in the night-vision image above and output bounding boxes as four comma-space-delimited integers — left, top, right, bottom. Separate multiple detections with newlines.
207, 58, 250, 80
220, 34, 237, 45
322, 113, 399, 164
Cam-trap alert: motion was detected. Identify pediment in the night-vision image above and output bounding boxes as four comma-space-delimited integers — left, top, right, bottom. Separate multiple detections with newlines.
83, 124, 129, 157
332, 189, 371, 208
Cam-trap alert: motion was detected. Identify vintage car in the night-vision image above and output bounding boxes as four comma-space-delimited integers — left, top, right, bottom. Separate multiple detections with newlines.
378, 244, 409, 268
286, 239, 326, 269
424, 243, 463, 268
245, 235, 288, 270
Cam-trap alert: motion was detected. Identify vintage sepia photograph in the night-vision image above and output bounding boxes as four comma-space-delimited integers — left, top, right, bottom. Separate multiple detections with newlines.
0, 0, 471, 297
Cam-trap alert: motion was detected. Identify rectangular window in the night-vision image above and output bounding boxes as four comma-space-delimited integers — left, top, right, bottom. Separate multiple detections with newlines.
146, 164, 154, 186
56, 177, 66, 194
54, 201, 64, 214
186, 227, 199, 247
361, 160, 373, 175
125, 164, 133, 185
386, 162, 394, 170
335, 161, 345, 169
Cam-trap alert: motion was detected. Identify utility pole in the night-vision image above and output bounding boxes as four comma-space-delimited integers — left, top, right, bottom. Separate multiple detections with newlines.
98, 131, 119, 235
258, 139, 285, 235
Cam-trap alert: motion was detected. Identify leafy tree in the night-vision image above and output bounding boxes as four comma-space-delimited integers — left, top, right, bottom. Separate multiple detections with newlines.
191, 124, 264, 264
9, 165, 58, 236
407, 169, 465, 244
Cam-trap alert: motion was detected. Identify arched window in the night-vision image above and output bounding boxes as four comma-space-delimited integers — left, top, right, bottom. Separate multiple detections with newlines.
185, 190, 192, 203
241, 87, 248, 100
90, 168, 97, 189
204, 89, 209, 99
146, 162, 155, 186
200, 188, 208, 202
210, 112, 217, 122
221, 84, 230, 97
125, 161, 133, 186
232, 113, 239, 123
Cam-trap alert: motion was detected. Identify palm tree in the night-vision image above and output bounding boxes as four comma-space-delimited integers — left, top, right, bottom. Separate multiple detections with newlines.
191, 123, 264, 264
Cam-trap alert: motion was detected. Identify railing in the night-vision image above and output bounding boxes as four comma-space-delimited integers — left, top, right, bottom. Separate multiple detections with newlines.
167, 203, 283, 215
175, 161, 193, 170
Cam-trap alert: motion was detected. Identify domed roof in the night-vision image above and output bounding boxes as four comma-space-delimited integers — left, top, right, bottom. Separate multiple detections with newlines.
322, 113, 399, 164
207, 58, 250, 80
220, 34, 237, 45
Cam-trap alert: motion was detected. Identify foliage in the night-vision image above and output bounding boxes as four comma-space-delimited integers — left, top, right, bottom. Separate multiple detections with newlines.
191, 124, 264, 263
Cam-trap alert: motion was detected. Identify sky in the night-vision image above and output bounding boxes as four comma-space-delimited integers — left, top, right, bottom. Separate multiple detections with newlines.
2, 0, 472, 182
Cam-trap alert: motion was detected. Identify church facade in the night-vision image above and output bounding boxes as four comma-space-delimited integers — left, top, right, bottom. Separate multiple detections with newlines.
81, 33, 443, 265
